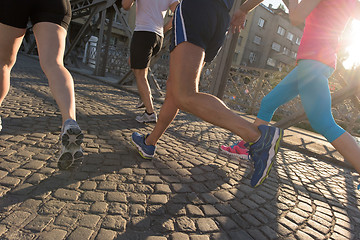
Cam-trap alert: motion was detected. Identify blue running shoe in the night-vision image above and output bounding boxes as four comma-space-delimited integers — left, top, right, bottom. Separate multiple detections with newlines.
131, 132, 156, 159
358, 184, 360, 190
248, 125, 284, 187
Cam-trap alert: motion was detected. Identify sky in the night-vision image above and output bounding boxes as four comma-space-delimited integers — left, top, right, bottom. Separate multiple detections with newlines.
261, 0, 287, 10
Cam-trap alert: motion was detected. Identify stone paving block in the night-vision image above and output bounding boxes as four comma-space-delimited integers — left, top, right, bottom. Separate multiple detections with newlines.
0, 170, 8, 179
82, 191, 105, 202
286, 212, 306, 225
248, 229, 267, 240
25, 215, 53, 232
54, 216, 77, 227
149, 194, 168, 204
155, 184, 172, 193
201, 205, 221, 216
128, 193, 147, 203
0, 161, 20, 172
228, 230, 254, 239
200, 193, 220, 204
1, 210, 32, 226
39, 200, 66, 215
0, 176, 21, 187
130, 204, 146, 216
38, 229, 67, 240
176, 216, 196, 232
190, 235, 209, 240
54, 188, 81, 201
95, 228, 117, 240
108, 202, 128, 216
68, 227, 94, 240
307, 219, 330, 234
295, 230, 313, 240
211, 232, 230, 240
79, 214, 101, 228
107, 192, 127, 202
260, 225, 279, 240
148, 205, 166, 216
98, 181, 117, 191
196, 218, 219, 232
11, 183, 35, 195
69, 203, 91, 212
23, 160, 45, 170
186, 204, 204, 217
102, 215, 127, 231
214, 203, 236, 215
90, 202, 108, 214
171, 232, 190, 240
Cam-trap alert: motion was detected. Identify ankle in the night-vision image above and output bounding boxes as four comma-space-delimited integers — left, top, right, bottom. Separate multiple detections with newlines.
145, 110, 154, 115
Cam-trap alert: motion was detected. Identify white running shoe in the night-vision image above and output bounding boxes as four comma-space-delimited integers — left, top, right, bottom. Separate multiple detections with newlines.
0, 116, 2, 132
58, 119, 84, 170
135, 112, 157, 123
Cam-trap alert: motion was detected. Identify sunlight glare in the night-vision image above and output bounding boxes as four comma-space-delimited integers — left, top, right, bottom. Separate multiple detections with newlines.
343, 20, 360, 69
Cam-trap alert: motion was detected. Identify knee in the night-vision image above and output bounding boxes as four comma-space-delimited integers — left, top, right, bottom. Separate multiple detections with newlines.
39, 58, 62, 74
172, 91, 196, 112
0, 55, 17, 71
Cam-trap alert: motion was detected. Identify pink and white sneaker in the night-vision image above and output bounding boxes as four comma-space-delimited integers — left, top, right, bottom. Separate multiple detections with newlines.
220, 140, 249, 159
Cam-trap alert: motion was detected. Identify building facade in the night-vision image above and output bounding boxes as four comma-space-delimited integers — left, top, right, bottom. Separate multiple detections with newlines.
234, 4, 304, 70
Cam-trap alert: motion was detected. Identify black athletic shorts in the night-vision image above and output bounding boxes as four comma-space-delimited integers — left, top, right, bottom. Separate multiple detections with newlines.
130, 31, 163, 69
0, 0, 72, 30
170, 0, 230, 62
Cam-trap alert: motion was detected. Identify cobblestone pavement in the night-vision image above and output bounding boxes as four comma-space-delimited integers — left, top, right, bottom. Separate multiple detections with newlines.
0, 54, 359, 240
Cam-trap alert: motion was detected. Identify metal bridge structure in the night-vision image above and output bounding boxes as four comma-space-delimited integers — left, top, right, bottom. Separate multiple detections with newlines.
19, 0, 360, 134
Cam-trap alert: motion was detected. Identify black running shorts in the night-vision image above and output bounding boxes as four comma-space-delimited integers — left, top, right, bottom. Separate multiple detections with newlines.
170, 0, 230, 62
0, 0, 72, 30
130, 31, 163, 69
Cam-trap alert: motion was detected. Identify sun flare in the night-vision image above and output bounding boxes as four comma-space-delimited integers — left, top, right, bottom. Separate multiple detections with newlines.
343, 20, 360, 69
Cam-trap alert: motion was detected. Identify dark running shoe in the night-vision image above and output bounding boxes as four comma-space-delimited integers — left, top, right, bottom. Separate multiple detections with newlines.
248, 125, 283, 187
131, 132, 155, 159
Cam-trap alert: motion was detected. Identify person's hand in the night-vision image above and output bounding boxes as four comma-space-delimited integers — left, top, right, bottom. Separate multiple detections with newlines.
230, 8, 247, 33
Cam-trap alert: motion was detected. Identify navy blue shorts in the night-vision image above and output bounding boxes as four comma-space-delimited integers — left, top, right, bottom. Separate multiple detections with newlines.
0, 0, 72, 30
170, 0, 230, 62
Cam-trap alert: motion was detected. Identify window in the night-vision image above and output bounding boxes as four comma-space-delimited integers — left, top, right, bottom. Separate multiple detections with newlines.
296, 37, 301, 45
271, 42, 281, 52
291, 51, 297, 59
287, 32, 294, 41
233, 52, 239, 63
238, 36, 243, 46
267, 58, 276, 67
249, 52, 256, 63
283, 47, 290, 55
277, 26, 285, 36
258, 18, 265, 28
253, 35, 262, 45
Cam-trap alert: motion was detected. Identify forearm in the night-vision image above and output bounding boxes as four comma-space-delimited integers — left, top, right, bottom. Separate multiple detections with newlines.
122, 0, 134, 10
287, 0, 322, 26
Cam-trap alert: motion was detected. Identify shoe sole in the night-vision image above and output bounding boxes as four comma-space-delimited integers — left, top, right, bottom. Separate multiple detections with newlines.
131, 137, 153, 160
220, 147, 248, 160
254, 128, 284, 187
135, 119, 157, 123
58, 150, 84, 170
58, 126, 84, 170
